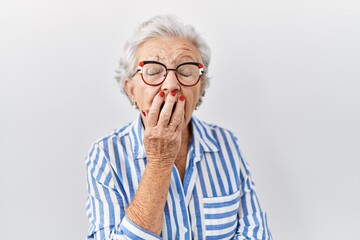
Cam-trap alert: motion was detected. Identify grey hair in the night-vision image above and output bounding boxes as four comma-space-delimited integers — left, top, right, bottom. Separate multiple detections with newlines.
115, 15, 211, 98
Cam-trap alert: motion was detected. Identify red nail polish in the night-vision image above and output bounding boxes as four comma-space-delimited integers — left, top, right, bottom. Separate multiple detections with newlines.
141, 111, 146, 117
171, 91, 176, 96
180, 96, 185, 101
159, 91, 165, 97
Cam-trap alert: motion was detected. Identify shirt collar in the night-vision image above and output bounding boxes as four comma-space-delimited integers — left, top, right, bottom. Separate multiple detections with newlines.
128, 115, 220, 161
128, 115, 146, 160
190, 116, 220, 157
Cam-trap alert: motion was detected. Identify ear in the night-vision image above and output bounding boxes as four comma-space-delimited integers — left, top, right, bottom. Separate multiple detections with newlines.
124, 79, 135, 101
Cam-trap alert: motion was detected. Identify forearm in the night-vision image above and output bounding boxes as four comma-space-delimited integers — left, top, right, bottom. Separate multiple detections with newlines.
125, 162, 173, 236
125, 90, 185, 236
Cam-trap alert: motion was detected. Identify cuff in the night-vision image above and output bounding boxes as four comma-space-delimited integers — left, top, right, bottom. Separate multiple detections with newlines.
120, 216, 162, 240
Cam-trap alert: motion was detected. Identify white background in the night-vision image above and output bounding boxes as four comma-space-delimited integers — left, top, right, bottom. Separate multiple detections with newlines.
1, 0, 359, 239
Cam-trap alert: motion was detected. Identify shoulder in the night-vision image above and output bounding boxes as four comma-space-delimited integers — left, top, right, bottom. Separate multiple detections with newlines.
191, 116, 242, 157
85, 121, 135, 161
94, 122, 132, 148
192, 116, 239, 143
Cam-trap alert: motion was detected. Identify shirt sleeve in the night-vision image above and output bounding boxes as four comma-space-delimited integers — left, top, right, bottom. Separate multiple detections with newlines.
85, 143, 162, 240
232, 138, 272, 240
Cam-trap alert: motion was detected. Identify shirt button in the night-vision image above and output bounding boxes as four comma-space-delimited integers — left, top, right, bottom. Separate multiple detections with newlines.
183, 227, 188, 233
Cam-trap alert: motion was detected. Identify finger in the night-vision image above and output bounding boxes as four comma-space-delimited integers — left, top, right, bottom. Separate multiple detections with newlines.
146, 91, 165, 127
158, 90, 178, 126
168, 95, 185, 130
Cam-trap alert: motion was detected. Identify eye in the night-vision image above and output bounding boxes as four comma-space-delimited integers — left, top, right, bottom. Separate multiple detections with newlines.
144, 64, 165, 76
178, 72, 192, 77
178, 66, 196, 77
146, 69, 162, 76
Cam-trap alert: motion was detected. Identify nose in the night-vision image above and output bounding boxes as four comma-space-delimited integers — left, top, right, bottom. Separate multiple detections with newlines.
161, 70, 180, 92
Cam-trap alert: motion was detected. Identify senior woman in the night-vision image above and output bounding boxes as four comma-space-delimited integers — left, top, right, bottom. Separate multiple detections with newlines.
85, 15, 272, 240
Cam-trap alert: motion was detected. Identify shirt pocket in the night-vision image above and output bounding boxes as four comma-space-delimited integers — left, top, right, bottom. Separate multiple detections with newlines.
202, 190, 240, 239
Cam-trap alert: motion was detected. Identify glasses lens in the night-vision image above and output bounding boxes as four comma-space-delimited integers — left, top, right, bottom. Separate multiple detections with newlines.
177, 64, 200, 85
142, 63, 166, 85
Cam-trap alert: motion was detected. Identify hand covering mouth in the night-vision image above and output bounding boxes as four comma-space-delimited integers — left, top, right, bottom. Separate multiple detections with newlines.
160, 101, 177, 115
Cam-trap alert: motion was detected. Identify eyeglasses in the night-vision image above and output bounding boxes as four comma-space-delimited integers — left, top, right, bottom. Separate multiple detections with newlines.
131, 60, 204, 87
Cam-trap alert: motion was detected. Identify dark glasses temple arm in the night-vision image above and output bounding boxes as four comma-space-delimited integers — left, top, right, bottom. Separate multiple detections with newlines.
130, 69, 141, 78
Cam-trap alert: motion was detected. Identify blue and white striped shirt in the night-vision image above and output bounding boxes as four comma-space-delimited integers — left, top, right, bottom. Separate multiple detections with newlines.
86, 115, 272, 239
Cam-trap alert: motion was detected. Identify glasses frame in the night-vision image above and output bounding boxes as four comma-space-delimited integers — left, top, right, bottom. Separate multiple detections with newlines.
131, 60, 204, 87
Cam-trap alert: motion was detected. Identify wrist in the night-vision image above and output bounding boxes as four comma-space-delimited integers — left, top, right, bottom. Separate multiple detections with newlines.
146, 154, 176, 168
146, 159, 174, 171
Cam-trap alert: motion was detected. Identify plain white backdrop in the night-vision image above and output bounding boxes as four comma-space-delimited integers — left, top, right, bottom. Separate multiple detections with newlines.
1, 0, 359, 239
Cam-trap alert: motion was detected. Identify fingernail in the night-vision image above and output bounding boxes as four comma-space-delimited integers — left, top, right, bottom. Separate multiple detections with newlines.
159, 91, 165, 97
171, 91, 176, 96
141, 111, 146, 117
180, 95, 185, 101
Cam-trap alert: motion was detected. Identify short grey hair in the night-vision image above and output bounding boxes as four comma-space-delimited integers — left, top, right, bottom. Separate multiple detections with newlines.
115, 15, 211, 97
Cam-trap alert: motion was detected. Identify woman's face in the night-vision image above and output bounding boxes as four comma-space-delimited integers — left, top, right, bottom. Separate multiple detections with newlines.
125, 37, 205, 129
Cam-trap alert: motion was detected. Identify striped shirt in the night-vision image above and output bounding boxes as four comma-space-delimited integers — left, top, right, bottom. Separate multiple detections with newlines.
85, 115, 272, 240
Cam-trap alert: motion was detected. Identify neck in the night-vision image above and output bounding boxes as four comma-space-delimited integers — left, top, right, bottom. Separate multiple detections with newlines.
175, 123, 192, 182
181, 123, 192, 148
